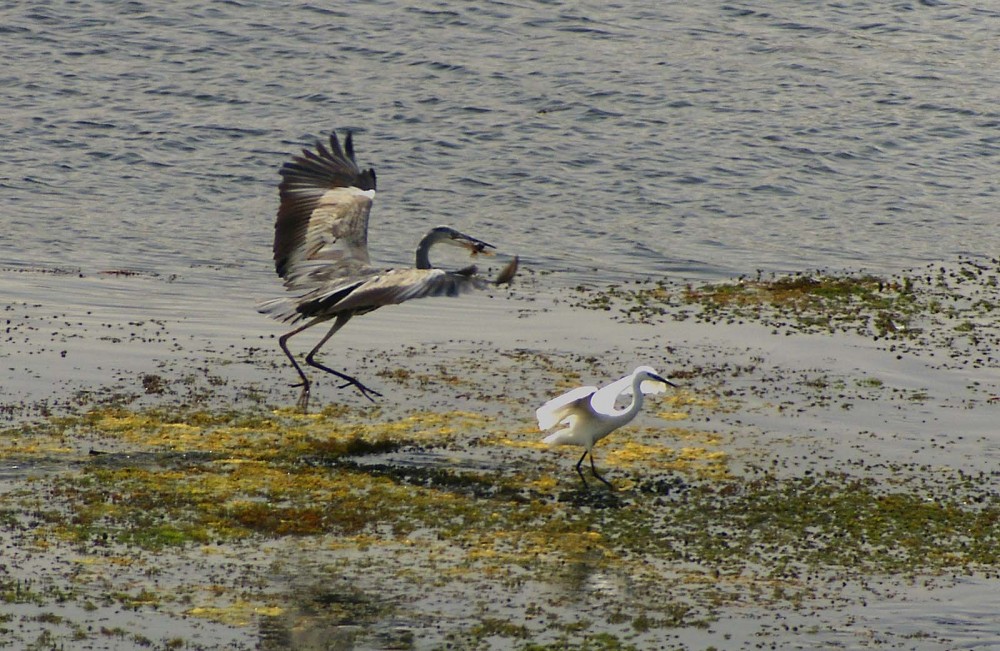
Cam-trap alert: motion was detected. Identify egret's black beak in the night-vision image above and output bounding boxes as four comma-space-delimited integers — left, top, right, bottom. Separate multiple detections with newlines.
653, 373, 678, 388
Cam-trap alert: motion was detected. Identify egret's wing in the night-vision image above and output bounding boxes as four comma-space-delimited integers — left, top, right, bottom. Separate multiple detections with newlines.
594, 366, 667, 414
542, 412, 585, 446
590, 373, 635, 415
274, 132, 378, 290
628, 365, 665, 396
300, 267, 488, 315
536, 386, 597, 430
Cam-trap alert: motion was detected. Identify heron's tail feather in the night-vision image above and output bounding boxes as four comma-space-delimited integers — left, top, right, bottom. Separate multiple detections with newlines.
257, 297, 303, 323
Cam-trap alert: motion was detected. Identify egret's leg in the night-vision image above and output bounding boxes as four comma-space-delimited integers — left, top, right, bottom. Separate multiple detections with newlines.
574, 450, 591, 490
303, 313, 382, 403
588, 451, 614, 490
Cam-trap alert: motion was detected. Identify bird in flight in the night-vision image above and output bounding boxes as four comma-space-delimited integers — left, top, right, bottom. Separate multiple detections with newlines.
537, 366, 675, 489
259, 131, 518, 409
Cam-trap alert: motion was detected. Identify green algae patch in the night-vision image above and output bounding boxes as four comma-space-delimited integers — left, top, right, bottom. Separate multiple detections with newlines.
186, 601, 284, 627
588, 439, 730, 483
38, 404, 493, 462
4, 388, 1000, 646
645, 472, 1000, 575
5, 405, 514, 549
572, 258, 1000, 367
682, 273, 911, 335
47, 450, 539, 546
21, 402, 994, 581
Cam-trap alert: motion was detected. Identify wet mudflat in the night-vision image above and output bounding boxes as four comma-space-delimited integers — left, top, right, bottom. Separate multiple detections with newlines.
2, 260, 1000, 650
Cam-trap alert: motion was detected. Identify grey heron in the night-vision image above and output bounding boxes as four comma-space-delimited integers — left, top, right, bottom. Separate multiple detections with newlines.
537, 366, 676, 489
258, 131, 518, 407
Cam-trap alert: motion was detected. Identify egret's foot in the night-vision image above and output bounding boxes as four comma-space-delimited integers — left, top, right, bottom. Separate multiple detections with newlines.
592, 472, 615, 491
576, 469, 614, 491
588, 454, 615, 490
576, 453, 614, 491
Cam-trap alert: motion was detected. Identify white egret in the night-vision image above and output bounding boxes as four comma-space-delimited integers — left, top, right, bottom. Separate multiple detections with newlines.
537, 366, 676, 489
258, 131, 518, 408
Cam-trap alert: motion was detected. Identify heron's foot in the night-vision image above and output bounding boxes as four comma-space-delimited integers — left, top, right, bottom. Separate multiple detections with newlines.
339, 378, 382, 403
289, 378, 311, 389
295, 386, 311, 413
303, 357, 380, 403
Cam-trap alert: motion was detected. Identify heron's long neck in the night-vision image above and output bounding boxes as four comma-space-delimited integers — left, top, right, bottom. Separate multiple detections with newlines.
415, 234, 436, 269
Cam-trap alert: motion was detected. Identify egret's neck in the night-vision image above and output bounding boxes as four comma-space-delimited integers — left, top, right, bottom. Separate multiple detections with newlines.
623, 374, 647, 420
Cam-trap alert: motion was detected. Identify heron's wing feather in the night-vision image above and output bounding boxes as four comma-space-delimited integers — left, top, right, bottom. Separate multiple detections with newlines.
274, 132, 378, 290
304, 268, 488, 315
256, 296, 303, 323
536, 387, 597, 430
278, 277, 373, 321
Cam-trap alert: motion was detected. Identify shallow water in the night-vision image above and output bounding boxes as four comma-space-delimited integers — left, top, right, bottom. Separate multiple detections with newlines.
4, 1, 999, 288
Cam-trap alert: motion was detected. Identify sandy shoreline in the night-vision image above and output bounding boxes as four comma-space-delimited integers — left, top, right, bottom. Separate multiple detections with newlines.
2, 261, 999, 649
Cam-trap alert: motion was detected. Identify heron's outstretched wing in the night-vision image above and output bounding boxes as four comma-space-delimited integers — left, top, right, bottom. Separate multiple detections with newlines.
295, 267, 490, 317
536, 386, 598, 430
274, 132, 378, 290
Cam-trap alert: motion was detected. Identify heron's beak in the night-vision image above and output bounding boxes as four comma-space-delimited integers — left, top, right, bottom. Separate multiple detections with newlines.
450, 232, 495, 256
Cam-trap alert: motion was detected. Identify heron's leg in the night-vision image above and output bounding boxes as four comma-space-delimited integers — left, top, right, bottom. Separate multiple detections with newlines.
303, 314, 383, 402
574, 450, 591, 490
279, 318, 325, 389
278, 316, 330, 412
588, 451, 614, 490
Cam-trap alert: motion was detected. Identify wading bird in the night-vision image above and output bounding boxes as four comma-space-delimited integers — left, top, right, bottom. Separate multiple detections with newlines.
259, 131, 518, 409
537, 366, 676, 489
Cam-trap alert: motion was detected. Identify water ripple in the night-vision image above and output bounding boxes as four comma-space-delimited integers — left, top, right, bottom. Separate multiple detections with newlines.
0, 0, 996, 289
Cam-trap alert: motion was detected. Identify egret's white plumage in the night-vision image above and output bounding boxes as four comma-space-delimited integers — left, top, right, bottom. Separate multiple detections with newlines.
537, 366, 675, 489
258, 131, 518, 409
